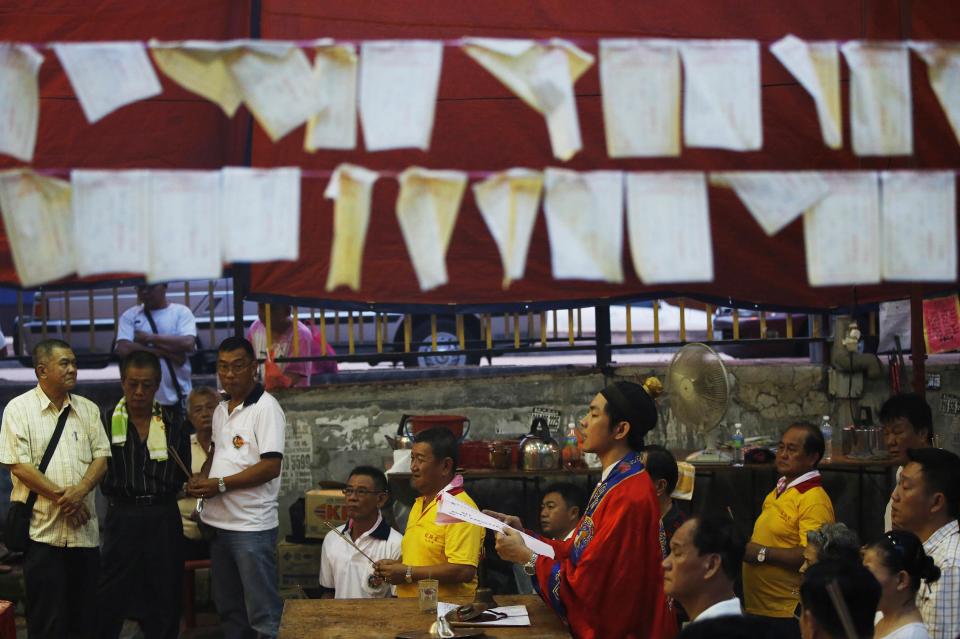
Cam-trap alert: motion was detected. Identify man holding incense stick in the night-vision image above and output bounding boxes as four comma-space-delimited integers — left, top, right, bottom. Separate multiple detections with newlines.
96, 350, 192, 639
320, 466, 402, 598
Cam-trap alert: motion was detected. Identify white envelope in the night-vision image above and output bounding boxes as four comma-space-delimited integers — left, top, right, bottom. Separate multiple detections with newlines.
0, 170, 75, 287
626, 172, 713, 284
220, 167, 301, 263
53, 42, 162, 123
71, 170, 151, 277
880, 171, 957, 282
359, 41, 443, 151
305, 43, 358, 151
473, 169, 544, 288
324, 164, 379, 291
841, 41, 913, 156
803, 172, 881, 286
911, 42, 960, 146
543, 168, 624, 283
146, 171, 222, 283
710, 171, 830, 236
0, 44, 44, 162
770, 35, 842, 149
680, 40, 762, 151
599, 39, 680, 157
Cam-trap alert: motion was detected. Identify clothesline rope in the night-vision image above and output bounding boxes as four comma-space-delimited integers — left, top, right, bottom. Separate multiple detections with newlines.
24, 167, 960, 180
6, 35, 935, 50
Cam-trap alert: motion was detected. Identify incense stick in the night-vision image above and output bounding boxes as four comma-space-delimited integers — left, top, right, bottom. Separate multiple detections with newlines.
167, 446, 192, 479
825, 579, 857, 639
323, 520, 377, 565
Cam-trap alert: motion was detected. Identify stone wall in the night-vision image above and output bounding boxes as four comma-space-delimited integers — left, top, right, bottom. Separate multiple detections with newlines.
270, 359, 960, 543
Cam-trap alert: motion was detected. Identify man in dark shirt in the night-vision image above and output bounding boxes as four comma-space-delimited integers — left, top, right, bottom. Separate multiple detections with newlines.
96, 350, 191, 639
642, 445, 688, 549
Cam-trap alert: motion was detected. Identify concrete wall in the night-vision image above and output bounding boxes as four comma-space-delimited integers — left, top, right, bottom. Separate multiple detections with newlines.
271, 359, 960, 544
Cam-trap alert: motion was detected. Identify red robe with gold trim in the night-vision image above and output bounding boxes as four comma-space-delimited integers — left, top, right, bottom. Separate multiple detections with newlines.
531, 453, 676, 639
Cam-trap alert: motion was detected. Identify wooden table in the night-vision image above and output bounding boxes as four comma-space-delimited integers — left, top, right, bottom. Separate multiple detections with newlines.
278, 594, 571, 639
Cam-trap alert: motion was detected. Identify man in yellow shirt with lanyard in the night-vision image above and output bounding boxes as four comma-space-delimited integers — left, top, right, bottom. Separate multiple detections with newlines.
374, 427, 483, 597
742, 422, 835, 639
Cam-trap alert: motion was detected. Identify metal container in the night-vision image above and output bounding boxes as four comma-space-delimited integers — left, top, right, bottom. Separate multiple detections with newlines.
384, 415, 416, 450
520, 417, 561, 471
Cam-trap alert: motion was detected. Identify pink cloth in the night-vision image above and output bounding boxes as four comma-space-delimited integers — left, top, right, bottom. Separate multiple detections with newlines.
309, 327, 339, 375
247, 319, 314, 387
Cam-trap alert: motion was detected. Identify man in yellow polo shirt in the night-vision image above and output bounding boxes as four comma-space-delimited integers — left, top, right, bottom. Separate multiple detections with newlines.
374, 427, 483, 597
742, 422, 834, 639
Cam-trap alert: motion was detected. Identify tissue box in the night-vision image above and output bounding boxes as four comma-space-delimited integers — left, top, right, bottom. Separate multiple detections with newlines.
305, 488, 347, 539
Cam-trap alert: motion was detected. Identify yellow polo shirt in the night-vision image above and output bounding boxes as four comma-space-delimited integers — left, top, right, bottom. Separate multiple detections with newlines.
397, 490, 484, 598
742, 481, 834, 617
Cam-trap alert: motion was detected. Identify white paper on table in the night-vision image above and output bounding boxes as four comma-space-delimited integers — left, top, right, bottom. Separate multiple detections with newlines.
220, 167, 301, 263
305, 42, 358, 151
0, 170, 75, 286
71, 170, 151, 277
710, 171, 830, 236
228, 46, 321, 142
543, 168, 624, 282
146, 171, 222, 282
626, 172, 713, 284
359, 41, 442, 151
53, 42, 161, 124
437, 601, 531, 627
770, 35, 842, 149
0, 44, 44, 162
462, 38, 594, 161
599, 39, 680, 158
841, 41, 912, 156
879, 171, 957, 282
324, 164, 379, 291
911, 42, 960, 146
395, 167, 467, 291
436, 493, 555, 559
680, 40, 762, 151
803, 172, 881, 286
473, 169, 543, 288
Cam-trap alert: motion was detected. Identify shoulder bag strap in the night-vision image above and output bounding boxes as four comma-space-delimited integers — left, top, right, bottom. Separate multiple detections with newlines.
24, 405, 72, 510
142, 306, 186, 407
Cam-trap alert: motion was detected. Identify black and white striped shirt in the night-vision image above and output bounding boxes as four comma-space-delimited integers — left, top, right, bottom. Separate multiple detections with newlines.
100, 406, 191, 498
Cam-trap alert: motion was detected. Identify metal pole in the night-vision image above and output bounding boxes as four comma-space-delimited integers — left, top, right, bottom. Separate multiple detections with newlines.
595, 303, 611, 368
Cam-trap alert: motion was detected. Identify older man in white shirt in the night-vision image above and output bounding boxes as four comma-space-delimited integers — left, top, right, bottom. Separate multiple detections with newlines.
663, 514, 744, 624
319, 466, 401, 598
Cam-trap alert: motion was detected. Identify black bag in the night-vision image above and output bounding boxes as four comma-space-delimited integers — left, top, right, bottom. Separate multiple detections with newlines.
3, 406, 71, 552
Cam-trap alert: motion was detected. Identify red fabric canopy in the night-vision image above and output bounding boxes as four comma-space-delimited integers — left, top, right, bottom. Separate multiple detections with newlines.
2, 1, 959, 310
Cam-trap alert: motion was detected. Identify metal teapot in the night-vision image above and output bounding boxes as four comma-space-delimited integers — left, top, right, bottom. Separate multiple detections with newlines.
384, 415, 416, 450
520, 417, 561, 471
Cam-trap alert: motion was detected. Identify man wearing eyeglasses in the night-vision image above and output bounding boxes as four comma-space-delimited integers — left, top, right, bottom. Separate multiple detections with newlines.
115, 283, 197, 415
742, 422, 835, 639
186, 337, 285, 639
319, 466, 401, 599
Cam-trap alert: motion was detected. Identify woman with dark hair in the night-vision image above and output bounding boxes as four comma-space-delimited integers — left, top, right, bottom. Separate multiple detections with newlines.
863, 530, 941, 639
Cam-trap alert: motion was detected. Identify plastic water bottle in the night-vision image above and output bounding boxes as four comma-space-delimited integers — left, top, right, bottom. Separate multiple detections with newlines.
562, 421, 581, 469
732, 423, 744, 466
820, 415, 833, 462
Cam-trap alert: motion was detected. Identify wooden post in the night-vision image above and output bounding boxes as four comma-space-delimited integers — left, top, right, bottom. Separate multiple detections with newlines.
910, 290, 926, 396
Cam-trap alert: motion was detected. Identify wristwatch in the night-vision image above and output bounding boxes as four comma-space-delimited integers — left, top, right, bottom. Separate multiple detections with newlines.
217, 477, 227, 494
523, 552, 539, 576
757, 546, 767, 563
404, 565, 413, 584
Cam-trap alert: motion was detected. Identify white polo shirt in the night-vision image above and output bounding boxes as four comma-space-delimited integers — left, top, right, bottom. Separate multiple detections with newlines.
319, 515, 402, 598
200, 385, 285, 532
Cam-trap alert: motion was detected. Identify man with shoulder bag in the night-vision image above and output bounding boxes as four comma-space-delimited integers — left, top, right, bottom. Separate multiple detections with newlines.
0, 339, 111, 639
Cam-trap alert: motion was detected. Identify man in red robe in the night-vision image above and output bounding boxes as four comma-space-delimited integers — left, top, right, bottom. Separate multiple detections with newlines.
488, 381, 676, 639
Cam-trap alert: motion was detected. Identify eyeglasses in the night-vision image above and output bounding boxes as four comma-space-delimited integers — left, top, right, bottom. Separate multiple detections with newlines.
342, 488, 385, 498
216, 361, 252, 375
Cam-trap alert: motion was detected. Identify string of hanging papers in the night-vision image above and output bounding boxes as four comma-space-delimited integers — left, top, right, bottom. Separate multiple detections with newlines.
1, 35, 959, 162
0, 166, 955, 291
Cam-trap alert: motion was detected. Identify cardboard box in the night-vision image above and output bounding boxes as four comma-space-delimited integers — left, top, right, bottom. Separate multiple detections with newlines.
305, 488, 347, 539
277, 540, 323, 587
